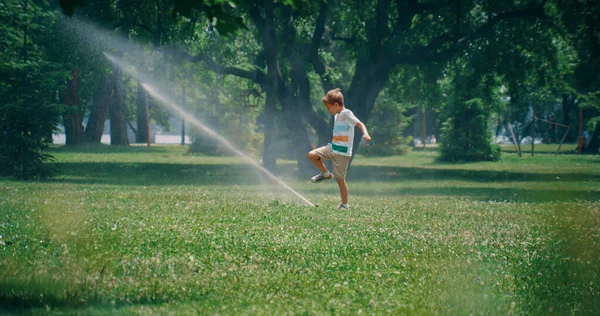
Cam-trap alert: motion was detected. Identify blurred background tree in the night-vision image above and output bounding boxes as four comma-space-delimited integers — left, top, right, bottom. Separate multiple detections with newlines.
1, 0, 599, 179
0, 0, 64, 179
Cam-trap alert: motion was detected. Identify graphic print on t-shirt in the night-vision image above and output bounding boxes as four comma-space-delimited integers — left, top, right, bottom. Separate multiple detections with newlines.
330, 109, 359, 156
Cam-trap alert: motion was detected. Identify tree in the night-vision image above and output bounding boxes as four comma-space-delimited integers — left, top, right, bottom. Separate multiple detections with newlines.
360, 97, 413, 156
323, 0, 561, 162
58, 0, 589, 164
84, 75, 112, 142
555, 0, 600, 153
108, 62, 129, 145
0, 0, 64, 179
181, 0, 550, 165
59, 68, 85, 145
61, 0, 165, 147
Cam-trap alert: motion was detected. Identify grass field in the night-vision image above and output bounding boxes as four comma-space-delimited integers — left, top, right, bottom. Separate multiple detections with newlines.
1, 144, 599, 314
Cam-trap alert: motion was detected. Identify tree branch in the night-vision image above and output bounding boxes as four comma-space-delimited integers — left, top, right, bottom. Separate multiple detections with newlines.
133, 23, 153, 34
458, 5, 545, 44
374, 0, 391, 38
160, 46, 266, 83
393, 0, 432, 35
331, 35, 356, 44
307, 2, 335, 92
279, 5, 330, 135
309, 2, 328, 54
247, 0, 266, 36
367, 0, 391, 57
394, 4, 546, 65
133, 23, 160, 47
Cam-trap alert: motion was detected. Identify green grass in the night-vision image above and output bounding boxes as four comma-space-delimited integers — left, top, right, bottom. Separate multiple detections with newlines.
498, 143, 580, 154
413, 143, 579, 154
1, 144, 599, 314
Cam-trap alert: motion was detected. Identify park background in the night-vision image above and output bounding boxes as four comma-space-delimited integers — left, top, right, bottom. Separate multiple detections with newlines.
1, 0, 599, 314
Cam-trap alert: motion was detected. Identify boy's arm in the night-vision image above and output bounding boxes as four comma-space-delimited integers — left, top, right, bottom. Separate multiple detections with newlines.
356, 121, 371, 143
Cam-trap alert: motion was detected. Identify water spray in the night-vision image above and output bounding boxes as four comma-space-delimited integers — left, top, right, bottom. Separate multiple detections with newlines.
103, 53, 317, 208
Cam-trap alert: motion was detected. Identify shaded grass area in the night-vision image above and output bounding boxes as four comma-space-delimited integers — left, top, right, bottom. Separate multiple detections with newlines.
52, 161, 599, 184
48, 161, 599, 203
1, 144, 599, 314
411, 143, 582, 154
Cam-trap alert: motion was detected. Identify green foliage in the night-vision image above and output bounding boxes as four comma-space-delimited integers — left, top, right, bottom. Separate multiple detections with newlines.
0, 77, 61, 180
60, 0, 246, 35
0, 1, 64, 179
171, 0, 245, 36
47, 17, 114, 116
361, 96, 413, 157
0, 101, 60, 180
187, 74, 263, 156
558, 0, 600, 138
0, 59, 62, 179
440, 98, 501, 162
3, 0, 599, 188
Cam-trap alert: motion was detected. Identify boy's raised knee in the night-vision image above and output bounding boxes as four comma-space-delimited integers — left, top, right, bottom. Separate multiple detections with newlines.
307, 151, 318, 161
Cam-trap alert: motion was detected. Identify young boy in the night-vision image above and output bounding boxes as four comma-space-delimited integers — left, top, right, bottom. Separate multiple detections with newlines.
307, 88, 371, 209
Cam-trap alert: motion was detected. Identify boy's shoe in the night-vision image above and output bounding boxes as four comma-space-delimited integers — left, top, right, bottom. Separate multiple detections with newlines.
337, 204, 349, 210
311, 173, 333, 183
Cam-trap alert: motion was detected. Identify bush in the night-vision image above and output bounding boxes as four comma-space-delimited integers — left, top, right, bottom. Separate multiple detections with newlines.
0, 3, 64, 179
188, 111, 263, 157
360, 98, 413, 157
0, 58, 63, 180
0, 98, 61, 180
439, 98, 502, 162
360, 144, 412, 156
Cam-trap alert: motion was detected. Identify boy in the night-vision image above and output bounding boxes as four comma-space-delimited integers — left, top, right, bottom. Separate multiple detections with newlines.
307, 88, 371, 209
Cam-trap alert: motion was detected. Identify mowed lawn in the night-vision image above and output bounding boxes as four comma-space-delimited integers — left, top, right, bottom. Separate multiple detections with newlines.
1, 144, 599, 314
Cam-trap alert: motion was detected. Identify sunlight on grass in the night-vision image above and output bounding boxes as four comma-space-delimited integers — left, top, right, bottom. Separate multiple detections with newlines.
1, 145, 599, 314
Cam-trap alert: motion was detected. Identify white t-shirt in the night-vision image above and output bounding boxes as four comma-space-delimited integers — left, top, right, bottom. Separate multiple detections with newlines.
330, 108, 360, 156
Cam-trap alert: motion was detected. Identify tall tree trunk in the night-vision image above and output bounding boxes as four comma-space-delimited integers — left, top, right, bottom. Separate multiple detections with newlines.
582, 124, 599, 154
84, 76, 111, 142
583, 110, 600, 154
181, 85, 186, 145
294, 73, 329, 148
60, 68, 84, 145
562, 94, 576, 142
261, 0, 278, 171
280, 95, 316, 174
135, 80, 149, 143
280, 3, 329, 150
431, 108, 439, 141
283, 44, 328, 172
495, 112, 502, 143
109, 65, 129, 146
403, 106, 420, 142
346, 59, 393, 160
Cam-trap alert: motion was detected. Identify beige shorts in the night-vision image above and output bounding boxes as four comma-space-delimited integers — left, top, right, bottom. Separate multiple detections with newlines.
310, 145, 351, 179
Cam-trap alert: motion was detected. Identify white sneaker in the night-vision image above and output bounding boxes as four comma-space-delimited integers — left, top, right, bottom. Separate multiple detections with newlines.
311, 173, 333, 183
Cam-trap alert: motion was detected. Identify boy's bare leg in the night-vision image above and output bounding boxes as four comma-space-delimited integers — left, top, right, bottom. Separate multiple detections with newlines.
307, 152, 328, 173
336, 178, 348, 204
